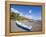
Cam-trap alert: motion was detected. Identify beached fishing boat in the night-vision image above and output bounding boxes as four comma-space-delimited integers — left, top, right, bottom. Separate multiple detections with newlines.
16, 21, 32, 31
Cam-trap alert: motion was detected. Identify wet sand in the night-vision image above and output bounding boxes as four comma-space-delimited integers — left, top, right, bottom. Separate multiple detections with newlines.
11, 20, 42, 32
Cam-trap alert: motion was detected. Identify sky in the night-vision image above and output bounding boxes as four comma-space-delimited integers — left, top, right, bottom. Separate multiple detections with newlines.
11, 4, 42, 20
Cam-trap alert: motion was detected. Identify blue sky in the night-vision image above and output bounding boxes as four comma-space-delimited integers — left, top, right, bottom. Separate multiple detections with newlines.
11, 4, 42, 20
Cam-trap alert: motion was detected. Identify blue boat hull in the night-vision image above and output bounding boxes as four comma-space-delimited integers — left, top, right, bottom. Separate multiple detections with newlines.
16, 23, 32, 31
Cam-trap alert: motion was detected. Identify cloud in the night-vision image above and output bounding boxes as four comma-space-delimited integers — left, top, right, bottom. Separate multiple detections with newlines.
29, 10, 32, 14
31, 16, 41, 20
23, 15, 32, 19
11, 8, 24, 16
23, 14, 41, 20
11, 8, 20, 14
11, 8, 32, 19
11, 8, 41, 20
19, 13, 24, 16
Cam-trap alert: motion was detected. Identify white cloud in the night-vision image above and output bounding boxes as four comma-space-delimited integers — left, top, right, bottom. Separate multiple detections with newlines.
23, 15, 32, 19
11, 8, 24, 16
11, 8, 32, 19
11, 8, 20, 14
29, 10, 32, 14
31, 16, 41, 20
23, 15, 41, 20
11, 8, 41, 20
19, 13, 24, 16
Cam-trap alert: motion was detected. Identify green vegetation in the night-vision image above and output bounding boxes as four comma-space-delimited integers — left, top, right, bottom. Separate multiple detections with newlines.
10, 12, 31, 21
10, 12, 19, 20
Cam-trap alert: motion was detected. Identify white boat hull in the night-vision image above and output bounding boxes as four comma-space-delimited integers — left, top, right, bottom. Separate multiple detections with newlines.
16, 21, 32, 31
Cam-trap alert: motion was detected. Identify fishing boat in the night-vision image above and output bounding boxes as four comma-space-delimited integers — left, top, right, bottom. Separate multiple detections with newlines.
16, 21, 32, 31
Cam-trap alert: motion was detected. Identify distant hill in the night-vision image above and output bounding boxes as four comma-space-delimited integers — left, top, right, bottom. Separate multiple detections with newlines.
11, 12, 41, 21
11, 12, 32, 21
